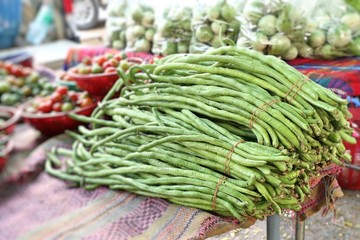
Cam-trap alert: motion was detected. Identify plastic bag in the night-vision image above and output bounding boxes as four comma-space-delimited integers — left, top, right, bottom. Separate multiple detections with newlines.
237, 0, 307, 61
152, 5, 192, 56
104, 0, 128, 49
189, 0, 240, 53
26, 2, 55, 45
124, 3, 156, 53
303, 0, 360, 59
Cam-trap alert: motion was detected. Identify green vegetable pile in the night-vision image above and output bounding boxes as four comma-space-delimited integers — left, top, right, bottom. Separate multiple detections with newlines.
47, 45, 355, 221
190, 0, 240, 53
238, 0, 307, 60
304, 0, 360, 59
125, 4, 156, 52
152, 6, 192, 56
106, 0, 128, 49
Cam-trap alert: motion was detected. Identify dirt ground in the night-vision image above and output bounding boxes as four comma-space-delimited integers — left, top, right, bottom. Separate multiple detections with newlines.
210, 190, 360, 240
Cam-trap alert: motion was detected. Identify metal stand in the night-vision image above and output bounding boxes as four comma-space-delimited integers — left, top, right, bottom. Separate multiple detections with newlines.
295, 219, 305, 240
267, 215, 305, 240
266, 215, 280, 240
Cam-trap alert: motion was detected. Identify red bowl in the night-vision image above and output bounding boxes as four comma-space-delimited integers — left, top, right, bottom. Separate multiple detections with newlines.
0, 106, 22, 135
68, 70, 119, 97
67, 58, 144, 97
0, 139, 13, 171
21, 101, 98, 136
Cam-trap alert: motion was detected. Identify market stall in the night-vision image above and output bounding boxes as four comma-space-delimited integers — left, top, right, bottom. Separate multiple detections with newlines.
1, 0, 360, 239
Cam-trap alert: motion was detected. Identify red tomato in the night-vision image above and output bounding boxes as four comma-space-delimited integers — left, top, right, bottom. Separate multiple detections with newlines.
56, 86, 68, 96
82, 57, 92, 65
64, 74, 73, 81
68, 91, 79, 102
102, 61, 113, 69
95, 56, 107, 66
10, 65, 24, 77
50, 92, 63, 103
114, 53, 123, 61
4, 62, 12, 72
79, 97, 94, 108
105, 67, 117, 73
37, 100, 53, 113
52, 102, 62, 112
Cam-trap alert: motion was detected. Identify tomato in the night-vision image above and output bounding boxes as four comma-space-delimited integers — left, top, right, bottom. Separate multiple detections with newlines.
21, 85, 32, 97
50, 92, 63, 103
61, 102, 74, 112
37, 100, 53, 113
105, 53, 113, 60
11, 65, 24, 77
105, 67, 117, 73
68, 91, 79, 102
78, 66, 91, 74
79, 97, 94, 108
82, 57, 92, 66
27, 72, 40, 83
114, 53, 123, 62
65, 75, 74, 81
102, 61, 113, 69
4, 62, 12, 72
52, 102, 62, 112
0, 82, 10, 94
56, 86, 68, 96
120, 60, 130, 71
91, 64, 103, 74
109, 59, 119, 67
95, 56, 107, 66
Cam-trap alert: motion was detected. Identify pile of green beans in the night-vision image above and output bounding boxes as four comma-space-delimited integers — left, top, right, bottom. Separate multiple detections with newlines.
46, 45, 355, 221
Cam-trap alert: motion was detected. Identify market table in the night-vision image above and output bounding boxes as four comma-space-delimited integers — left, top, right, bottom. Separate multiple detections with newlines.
0, 123, 343, 240
2, 53, 359, 240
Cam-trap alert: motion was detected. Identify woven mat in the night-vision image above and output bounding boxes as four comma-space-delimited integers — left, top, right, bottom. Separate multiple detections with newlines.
0, 124, 343, 239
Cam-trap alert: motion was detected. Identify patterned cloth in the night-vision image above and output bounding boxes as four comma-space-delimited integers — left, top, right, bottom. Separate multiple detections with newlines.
288, 57, 360, 97
0, 124, 343, 239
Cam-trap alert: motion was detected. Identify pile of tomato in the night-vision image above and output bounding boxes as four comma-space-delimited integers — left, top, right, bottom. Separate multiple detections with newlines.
0, 62, 54, 106
71, 52, 131, 75
27, 86, 95, 114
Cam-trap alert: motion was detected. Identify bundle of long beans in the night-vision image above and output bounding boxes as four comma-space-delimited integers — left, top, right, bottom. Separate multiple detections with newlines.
46, 45, 355, 221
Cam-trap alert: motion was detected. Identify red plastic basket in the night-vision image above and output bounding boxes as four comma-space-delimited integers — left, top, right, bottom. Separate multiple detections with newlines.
337, 126, 360, 190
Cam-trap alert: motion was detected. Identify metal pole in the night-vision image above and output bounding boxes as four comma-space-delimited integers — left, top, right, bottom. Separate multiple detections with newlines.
295, 219, 305, 240
267, 215, 280, 240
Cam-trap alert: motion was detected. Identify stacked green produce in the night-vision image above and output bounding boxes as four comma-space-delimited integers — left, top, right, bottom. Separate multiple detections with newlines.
125, 4, 156, 53
190, 0, 240, 53
304, 0, 360, 59
152, 6, 192, 56
238, 0, 307, 60
105, 0, 128, 49
46, 45, 355, 220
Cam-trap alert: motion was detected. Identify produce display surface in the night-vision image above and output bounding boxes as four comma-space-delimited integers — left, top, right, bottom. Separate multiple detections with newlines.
0, 127, 343, 239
